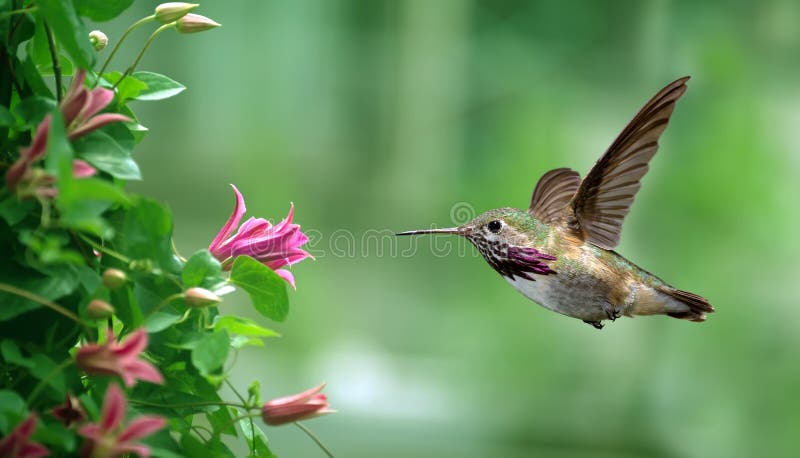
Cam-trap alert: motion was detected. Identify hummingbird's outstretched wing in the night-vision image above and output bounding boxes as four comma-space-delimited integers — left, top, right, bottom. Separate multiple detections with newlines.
566, 76, 690, 249
528, 168, 580, 224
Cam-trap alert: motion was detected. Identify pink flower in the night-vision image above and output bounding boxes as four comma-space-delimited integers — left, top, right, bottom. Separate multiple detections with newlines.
76, 328, 164, 388
78, 384, 166, 458
61, 69, 131, 140
261, 383, 334, 426
209, 184, 312, 288
0, 413, 50, 458
50, 394, 87, 428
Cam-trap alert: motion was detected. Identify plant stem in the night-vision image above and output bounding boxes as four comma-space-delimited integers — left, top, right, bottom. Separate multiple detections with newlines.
0, 283, 83, 324
26, 358, 73, 405
0, 6, 37, 20
113, 22, 175, 89
129, 399, 249, 410
295, 422, 335, 458
97, 15, 155, 79
75, 233, 131, 263
43, 22, 62, 102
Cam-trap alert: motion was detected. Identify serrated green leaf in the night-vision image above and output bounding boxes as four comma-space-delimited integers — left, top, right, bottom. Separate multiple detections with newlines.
183, 249, 223, 287
190, 330, 230, 376
75, 0, 134, 21
132, 71, 186, 101
229, 256, 289, 322
37, 0, 95, 69
73, 130, 141, 180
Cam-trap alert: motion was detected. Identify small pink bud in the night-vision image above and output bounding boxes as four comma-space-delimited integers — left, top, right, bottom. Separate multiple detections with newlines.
102, 268, 127, 290
89, 30, 108, 51
261, 383, 334, 426
87, 299, 115, 319
185, 287, 221, 308
155, 2, 199, 23
176, 13, 221, 34
72, 159, 97, 178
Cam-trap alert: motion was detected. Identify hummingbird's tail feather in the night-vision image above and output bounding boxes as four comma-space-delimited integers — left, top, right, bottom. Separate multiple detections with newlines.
655, 286, 714, 322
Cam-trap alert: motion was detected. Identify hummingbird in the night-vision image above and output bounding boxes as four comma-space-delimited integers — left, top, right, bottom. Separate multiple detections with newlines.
397, 76, 713, 329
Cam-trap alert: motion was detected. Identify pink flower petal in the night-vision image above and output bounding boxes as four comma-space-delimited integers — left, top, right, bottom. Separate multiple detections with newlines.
72, 159, 97, 178
68, 113, 133, 140
275, 269, 296, 289
61, 87, 88, 126
265, 383, 325, 407
100, 384, 127, 431
80, 87, 115, 120
117, 416, 166, 442
209, 184, 246, 258
122, 360, 164, 387
113, 328, 148, 359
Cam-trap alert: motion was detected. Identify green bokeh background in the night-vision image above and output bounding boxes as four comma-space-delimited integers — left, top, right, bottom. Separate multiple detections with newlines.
104, 1, 799, 456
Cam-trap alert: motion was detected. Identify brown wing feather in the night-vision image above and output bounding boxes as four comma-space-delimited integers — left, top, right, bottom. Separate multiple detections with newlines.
567, 76, 690, 249
528, 168, 581, 224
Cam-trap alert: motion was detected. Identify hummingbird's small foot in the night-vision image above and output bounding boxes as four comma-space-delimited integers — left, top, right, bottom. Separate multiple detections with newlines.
584, 320, 604, 330
601, 302, 621, 321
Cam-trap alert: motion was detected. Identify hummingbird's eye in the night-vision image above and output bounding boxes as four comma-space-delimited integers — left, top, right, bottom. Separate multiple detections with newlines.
487, 220, 502, 233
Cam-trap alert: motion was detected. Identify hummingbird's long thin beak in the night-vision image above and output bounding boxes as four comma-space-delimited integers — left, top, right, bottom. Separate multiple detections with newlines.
395, 227, 461, 236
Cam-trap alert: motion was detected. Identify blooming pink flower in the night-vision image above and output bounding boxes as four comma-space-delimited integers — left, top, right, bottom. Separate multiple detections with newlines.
50, 394, 87, 428
76, 328, 163, 388
261, 383, 334, 426
5, 69, 127, 192
209, 184, 312, 288
78, 384, 166, 458
0, 413, 50, 458
61, 69, 131, 140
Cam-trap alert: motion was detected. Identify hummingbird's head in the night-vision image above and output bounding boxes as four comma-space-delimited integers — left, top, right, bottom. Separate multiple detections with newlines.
396, 207, 536, 247
397, 208, 555, 278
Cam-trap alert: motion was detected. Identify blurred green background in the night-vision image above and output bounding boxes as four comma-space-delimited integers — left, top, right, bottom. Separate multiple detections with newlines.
101, 1, 799, 456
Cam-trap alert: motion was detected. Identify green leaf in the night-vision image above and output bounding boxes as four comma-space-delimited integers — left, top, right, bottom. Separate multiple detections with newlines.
182, 249, 223, 287
13, 96, 56, 129
238, 419, 277, 458
229, 256, 289, 322
190, 330, 230, 376
132, 72, 186, 101
213, 316, 280, 339
37, 0, 95, 69
103, 71, 147, 103
0, 390, 27, 430
0, 105, 14, 127
0, 197, 35, 226
57, 178, 129, 236
207, 406, 238, 437
0, 264, 81, 321
27, 17, 75, 76
75, 0, 134, 21
144, 311, 183, 333
73, 130, 142, 180
119, 196, 180, 272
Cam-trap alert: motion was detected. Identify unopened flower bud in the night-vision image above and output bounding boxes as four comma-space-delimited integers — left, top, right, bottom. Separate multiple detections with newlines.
102, 268, 128, 290
155, 2, 199, 24
185, 287, 221, 308
175, 13, 220, 34
89, 30, 108, 51
87, 299, 115, 319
